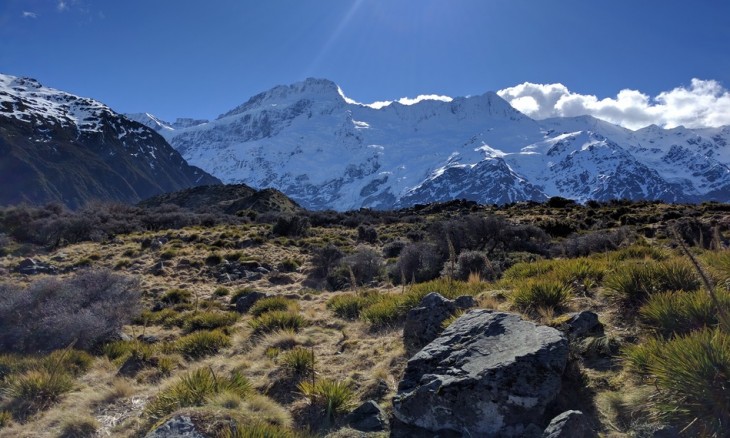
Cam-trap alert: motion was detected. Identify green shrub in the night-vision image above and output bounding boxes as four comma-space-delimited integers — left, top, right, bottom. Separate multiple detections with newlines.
607, 245, 667, 262
249, 297, 296, 317
280, 347, 314, 375
159, 249, 178, 260
297, 378, 355, 420
102, 340, 156, 363
145, 368, 252, 422
249, 312, 307, 334
183, 311, 239, 333
172, 330, 231, 359
205, 253, 223, 266
278, 259, 300, 272
511, 280, 571, 311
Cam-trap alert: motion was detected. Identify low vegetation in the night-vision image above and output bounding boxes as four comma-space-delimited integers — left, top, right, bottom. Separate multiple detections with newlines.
0, 199, 728, 436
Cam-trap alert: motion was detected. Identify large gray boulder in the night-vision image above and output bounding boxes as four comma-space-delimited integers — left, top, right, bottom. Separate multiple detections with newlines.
393, 310, 569, 437
402, 292, 476, 355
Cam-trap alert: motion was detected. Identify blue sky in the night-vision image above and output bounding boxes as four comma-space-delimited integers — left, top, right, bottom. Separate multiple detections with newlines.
1, 0, 729, 128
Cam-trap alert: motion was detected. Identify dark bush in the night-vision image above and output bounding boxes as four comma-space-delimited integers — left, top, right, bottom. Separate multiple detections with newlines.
271, 215, 310, 237
311, 244, 344, 278
0, 269, 141, 353
357, 225, 378, 243
444, 250, 497, 281
546, 196, 577, 208
342, 246, 384, 286
552, 228, 630, 258
391, 242, 444, 284
382, 240, 407, 258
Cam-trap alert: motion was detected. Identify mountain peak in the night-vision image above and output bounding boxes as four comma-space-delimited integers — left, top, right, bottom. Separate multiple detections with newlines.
217, 77, 344, 120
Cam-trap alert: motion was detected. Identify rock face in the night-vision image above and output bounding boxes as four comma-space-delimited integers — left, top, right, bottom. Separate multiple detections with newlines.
402, 292, 476, 355
15, 258, 57, 275
542, 410, 596, 438
393, 310, 569, 437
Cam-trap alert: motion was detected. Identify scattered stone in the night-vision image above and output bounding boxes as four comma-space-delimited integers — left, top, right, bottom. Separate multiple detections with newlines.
402, 292, 457, 355
543, 410, 596, 438
145, 415, 206, 438
561, 311, 602, 339
235, 291, 268, 313
393, 310, 569, 437
255, 266, 270, 274
346, 400, 388, 432
16, 258, 57, 275
150, 261, 166, 276
244, 271, 263, 281
137, 334, 160, 344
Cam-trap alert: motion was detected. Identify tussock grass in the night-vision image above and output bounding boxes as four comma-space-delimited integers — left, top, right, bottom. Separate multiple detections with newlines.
171, 330, 232, 359
510, 279, 572, 311
183, 311, 239, 333
250, 297, 298, 317
639, 290, 730, 337
219, 422, 297, 438
297, 378, 355, 420
279, 348, 314, 375
249, 311, 307, 335
604, 259, 700, 304
4, 369, 74, 419
145, 367, 252, 422
625, 329, 730, 435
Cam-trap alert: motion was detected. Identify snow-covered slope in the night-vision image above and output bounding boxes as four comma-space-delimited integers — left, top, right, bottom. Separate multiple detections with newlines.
0, 74, 219, 208
142, 78, 730, 210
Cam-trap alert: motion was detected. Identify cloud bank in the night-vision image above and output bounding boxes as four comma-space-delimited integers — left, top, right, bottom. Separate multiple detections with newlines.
497, 79, 730, 130
338, 86, 452, 110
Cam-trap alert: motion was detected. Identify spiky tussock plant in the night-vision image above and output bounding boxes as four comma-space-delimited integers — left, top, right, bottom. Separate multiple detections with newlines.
145, 367, 252, 422
297, 378, 355, 420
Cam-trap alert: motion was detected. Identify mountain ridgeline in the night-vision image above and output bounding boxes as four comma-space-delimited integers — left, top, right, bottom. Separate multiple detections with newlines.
131, 78, 730, 211
0, 74, 220, 209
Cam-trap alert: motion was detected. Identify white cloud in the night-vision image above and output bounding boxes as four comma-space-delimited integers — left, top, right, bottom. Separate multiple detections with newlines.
22, 11, 37, 18
497, 79, 730, 130
57, 1, 68, 11
337, 86, 453, 109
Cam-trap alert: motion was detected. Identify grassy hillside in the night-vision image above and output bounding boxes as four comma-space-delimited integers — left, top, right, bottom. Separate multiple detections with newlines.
0, 199, 728, 437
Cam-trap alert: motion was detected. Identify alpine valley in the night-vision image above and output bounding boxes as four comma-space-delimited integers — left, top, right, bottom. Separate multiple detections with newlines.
0, 74, 220, 209
128, 78, 730, 211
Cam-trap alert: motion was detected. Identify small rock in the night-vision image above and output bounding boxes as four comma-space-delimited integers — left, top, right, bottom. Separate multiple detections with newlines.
346, 400, 388, 432
245, 271, 263, 281
402, 292, 457, 355
563, 311, 602, 339
240, 261, 261, 270
16, 258, 57, 275
652, 425, 679, 438
454, 295, 477, 309
255, 266, 270, 274
543, 410, 596, 438
137, 334, 159, 344
235, 291, 268, 313
145, 415, 206, 438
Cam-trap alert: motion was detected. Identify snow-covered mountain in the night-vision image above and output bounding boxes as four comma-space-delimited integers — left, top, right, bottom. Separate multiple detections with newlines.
137, 78, 730, 210
0, 74, 220, 208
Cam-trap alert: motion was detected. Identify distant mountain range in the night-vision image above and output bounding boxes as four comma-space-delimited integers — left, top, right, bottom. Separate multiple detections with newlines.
0, 74, 219, 209
129, 78, 730, 211
4, 73, 730, 212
